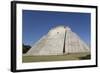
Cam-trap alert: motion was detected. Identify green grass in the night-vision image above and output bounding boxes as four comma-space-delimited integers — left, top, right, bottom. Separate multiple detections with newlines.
22, 52, 90, 63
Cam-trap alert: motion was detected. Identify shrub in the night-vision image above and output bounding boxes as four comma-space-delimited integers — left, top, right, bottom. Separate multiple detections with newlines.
23, 44, 31, 54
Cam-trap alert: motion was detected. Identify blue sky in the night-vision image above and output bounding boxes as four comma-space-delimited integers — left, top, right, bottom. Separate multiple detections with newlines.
22, 10, 91, 46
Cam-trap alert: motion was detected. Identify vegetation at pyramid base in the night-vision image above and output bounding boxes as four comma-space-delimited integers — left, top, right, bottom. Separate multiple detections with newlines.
23, 44, 31, 54
22, 52, 90, 63
78, 54, 91, 59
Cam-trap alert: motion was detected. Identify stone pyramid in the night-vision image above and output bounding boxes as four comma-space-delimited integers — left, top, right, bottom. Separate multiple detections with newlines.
25, 26, 90, 56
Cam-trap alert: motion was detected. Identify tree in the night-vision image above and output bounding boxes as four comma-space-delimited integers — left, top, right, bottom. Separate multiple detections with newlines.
23, 44, 31, 54
78, 54, 91, 60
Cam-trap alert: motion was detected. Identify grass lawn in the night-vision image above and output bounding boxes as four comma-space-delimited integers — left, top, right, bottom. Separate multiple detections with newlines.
22, 52, 90, 63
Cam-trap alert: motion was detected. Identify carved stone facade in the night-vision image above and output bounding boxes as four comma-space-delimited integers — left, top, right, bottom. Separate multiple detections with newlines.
26, 26, 90, 56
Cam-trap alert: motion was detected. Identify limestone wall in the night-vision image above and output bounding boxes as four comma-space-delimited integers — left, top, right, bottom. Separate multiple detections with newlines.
26, 26, 90, 56
26, 26, 65, 55
65, 29, 90, 54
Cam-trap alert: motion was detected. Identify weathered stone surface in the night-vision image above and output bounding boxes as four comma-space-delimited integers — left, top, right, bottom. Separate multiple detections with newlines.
25, 26, 90, 56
